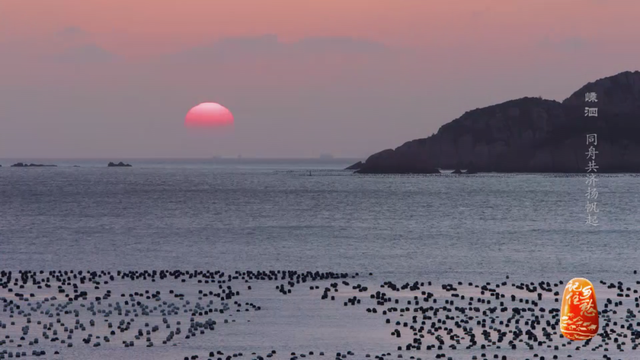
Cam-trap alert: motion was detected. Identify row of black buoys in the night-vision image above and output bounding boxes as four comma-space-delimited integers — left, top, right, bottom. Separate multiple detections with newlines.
3, 270, 640, 359
1, 269, 253, 358
2, 269, 366, 359
338, 275, 640, 357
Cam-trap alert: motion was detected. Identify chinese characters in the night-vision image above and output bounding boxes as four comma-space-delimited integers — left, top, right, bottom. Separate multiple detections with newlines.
584, 92, 600, 226
560, 278, 599, 340
570, 282, 597, 317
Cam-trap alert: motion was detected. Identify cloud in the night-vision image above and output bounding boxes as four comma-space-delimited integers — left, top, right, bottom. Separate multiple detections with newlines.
0, 27, 116, 67
538, 36, 590, 52
289, 36, 388, 54
56, 26, 87, 39
50, 43, 118, 64
48, 27, 118, 64
164, 34, 392, 64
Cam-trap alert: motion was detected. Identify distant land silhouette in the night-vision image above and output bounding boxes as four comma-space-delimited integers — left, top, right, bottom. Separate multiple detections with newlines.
11, 162, 56, 167
108, 162, 132, 167
351, 70, 640, 174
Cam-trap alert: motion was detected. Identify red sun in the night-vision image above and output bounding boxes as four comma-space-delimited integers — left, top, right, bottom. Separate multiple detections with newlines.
185, 102, 234, 127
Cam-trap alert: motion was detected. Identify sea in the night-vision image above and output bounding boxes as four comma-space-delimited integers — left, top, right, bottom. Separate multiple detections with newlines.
1, 158, 639, 359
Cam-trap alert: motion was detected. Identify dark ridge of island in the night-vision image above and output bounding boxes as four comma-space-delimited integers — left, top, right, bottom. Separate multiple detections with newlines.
108, 162, 132, 167
353, 70, 640, 174
344, 161, 364, 170
10, 162, 57, 167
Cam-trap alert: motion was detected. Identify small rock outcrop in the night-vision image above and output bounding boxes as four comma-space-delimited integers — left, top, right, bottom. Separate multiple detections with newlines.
108, 162, 132, 167
10, 163, 57, 167
356, 70, 640, 174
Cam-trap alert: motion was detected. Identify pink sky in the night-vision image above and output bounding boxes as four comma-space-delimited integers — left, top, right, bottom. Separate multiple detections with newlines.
1, 0, 639, 158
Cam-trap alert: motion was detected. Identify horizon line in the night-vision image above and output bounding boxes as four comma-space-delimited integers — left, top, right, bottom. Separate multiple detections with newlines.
0, 156, 365, 161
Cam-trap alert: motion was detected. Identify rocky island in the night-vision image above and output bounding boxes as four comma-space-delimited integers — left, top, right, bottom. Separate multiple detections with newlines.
108, 162, 132, 167
10, 163, 57, 167
352, 70, 640, 174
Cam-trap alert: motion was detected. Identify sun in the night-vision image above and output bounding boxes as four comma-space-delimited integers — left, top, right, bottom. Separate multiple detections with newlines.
185, 102, 234, 127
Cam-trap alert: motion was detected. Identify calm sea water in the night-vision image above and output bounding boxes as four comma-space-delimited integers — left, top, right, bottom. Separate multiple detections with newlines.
1, 158, 639, 283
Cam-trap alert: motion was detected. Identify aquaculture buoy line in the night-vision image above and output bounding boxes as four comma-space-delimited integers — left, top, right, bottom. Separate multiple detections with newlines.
0, 270, 639, 360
